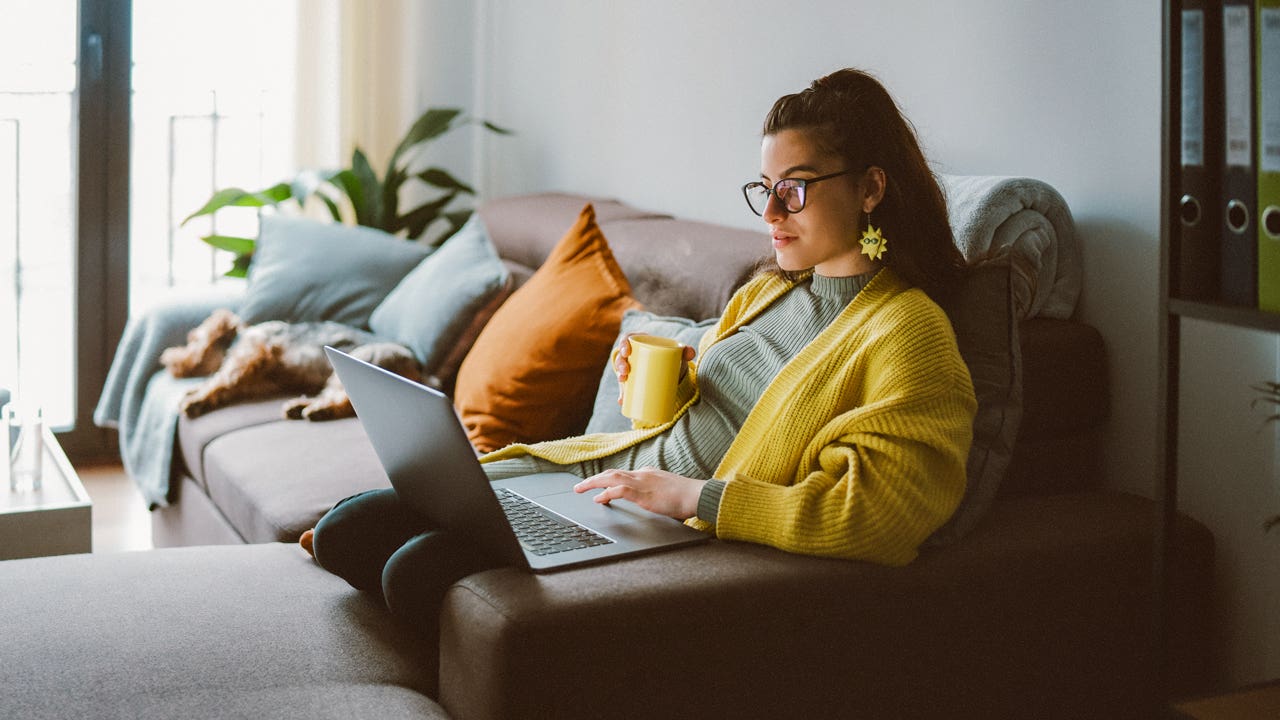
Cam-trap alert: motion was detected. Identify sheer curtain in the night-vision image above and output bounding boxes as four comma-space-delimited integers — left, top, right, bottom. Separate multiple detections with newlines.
295, 0, 424, 176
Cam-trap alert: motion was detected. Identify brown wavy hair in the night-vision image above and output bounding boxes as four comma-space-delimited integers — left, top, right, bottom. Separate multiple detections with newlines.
757, 68, 964, 299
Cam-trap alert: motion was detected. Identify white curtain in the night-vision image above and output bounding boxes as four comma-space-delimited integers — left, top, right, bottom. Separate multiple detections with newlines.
294, 0, 424, 175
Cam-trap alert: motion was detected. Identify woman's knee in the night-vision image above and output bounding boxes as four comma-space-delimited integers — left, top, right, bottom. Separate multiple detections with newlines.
312, 488, 421, 593
381, 530, 491, 624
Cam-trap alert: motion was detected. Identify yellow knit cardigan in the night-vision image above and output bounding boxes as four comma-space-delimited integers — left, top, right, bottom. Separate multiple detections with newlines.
483, 269, 977, 565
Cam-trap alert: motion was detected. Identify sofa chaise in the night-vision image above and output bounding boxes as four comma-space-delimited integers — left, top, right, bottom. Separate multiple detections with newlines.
0, 186, 1214, 719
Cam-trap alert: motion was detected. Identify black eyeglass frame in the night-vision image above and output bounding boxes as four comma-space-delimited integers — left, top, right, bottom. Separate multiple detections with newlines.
741, 169, 854, 216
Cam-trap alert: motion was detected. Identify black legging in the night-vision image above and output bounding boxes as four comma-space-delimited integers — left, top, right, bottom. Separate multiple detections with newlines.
311, 488, 501, 633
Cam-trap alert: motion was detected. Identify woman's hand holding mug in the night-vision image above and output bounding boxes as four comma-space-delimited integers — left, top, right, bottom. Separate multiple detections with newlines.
614, 334, 695, 426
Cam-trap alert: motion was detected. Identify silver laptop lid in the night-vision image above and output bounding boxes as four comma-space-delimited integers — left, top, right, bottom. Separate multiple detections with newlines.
324, 346, 528, 569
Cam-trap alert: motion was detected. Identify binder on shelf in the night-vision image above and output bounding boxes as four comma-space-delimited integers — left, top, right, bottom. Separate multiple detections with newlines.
1222, 0, 1258, 306
1178, 1, 1223, 300
1259, 0, 1280, 311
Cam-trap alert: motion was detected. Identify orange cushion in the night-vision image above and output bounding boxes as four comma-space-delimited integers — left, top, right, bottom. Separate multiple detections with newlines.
454, 204, 642, 452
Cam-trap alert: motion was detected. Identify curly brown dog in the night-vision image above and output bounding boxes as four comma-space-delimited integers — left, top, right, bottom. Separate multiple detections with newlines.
160, 308, 422, 421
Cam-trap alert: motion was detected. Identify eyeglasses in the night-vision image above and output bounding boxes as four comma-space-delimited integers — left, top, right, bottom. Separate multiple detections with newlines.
741, 169, 853, 216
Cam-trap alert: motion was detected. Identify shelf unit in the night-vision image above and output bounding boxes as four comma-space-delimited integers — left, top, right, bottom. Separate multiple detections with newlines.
1158, 0, 1278, 697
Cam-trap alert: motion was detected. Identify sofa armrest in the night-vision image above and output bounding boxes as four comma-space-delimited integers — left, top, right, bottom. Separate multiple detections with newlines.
438, 491, 1212, 720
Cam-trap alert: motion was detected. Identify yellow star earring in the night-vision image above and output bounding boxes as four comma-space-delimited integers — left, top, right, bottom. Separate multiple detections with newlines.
859, 213, 888, 261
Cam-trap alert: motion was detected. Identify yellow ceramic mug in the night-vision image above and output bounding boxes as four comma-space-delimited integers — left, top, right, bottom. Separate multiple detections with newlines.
621, 335, 684, 427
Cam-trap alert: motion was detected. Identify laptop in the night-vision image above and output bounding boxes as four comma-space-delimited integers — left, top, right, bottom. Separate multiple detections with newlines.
325, 346, 709, 572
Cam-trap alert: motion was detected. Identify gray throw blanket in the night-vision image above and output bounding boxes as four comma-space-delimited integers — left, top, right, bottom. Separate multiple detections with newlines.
93, 286, 243, 508
939, 174, 1080, 320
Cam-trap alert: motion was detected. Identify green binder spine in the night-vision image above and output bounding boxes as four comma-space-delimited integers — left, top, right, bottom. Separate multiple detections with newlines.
1258, 0, 1280, 311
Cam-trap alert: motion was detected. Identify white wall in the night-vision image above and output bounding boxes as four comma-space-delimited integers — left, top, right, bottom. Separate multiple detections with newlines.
422, 0, 1280, 687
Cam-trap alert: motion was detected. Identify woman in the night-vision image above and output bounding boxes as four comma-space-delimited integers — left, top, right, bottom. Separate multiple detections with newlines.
307, 68, 977, 627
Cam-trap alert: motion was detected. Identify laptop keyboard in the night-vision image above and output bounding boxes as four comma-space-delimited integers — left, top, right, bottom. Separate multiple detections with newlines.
495, 487, 613, 556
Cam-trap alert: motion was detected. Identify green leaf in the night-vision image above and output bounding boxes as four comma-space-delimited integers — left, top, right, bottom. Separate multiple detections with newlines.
257, 182, 293, 204
200, 234, 256, 255
392, 192, 456, 239
328, 168, 369, 227
416, 167, 475, 195
443, 209, 472, 234
382, 166, 408, 227
388, 108, 463, 170
181, 184, 291, 226
225, 253, 253, 279
351, 149, 382, 227
318, 194, 343, 223
481, 120, 513, 135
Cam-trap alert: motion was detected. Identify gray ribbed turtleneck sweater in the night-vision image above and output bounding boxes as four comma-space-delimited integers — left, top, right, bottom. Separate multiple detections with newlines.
484, 271, 876, 524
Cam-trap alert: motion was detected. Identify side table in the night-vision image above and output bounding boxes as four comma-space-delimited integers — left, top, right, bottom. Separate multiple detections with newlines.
1172, 680, 1280, 719
0, 426, 92, 560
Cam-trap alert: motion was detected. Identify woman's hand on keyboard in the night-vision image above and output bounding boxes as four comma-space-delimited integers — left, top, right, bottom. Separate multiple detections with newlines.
573, 467, 704, 520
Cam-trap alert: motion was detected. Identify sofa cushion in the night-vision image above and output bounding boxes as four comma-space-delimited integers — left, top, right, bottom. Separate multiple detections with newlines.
369, 214, 513, 385
176, 394, 296, 492
201, 418, 390, 542
1003, 318, 1108, 496
0, 544, 447, 718
240, 215, 430, 327
454, 204, 642, 452
584, 310, 718, 434
927, 262, 1023, 545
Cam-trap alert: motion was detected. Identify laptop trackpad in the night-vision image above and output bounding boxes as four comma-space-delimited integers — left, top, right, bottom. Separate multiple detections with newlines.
497, 472, 581, 498
497, 472, 691, 528
534, 488, 680, 528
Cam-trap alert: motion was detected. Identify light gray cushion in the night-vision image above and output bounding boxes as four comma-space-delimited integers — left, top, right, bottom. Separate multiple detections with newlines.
369, 215, 512, 378
927, 261, 1023, 545
584, 310, 716, 434
240, 215, 431, 327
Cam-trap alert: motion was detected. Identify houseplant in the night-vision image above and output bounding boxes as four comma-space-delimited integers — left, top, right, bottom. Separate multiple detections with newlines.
182, 107, 510, 277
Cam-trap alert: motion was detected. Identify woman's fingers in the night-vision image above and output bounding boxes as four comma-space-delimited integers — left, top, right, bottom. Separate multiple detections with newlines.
575, 470, 636, 505
573, 468, 703, 520
590, 483, 634, 505
614, 334, 634, 384
574, 470, 629, 494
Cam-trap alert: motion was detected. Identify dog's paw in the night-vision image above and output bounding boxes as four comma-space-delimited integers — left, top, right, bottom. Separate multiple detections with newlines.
301, 399, 355, 422
281, 397, 310, 420
179, 395, 211, 419
161, 346, 197, 377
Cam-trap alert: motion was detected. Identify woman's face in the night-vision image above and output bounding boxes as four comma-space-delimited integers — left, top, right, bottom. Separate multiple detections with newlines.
758, 129, 879, 277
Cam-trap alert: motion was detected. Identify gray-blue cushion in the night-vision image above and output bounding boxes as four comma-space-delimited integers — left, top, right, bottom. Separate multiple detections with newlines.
369, 215, 512, 377
584, 310, 717, 434
240, 215, 431, 327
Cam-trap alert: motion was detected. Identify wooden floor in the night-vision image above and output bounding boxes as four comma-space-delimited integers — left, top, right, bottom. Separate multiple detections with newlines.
75, 462, 154, 553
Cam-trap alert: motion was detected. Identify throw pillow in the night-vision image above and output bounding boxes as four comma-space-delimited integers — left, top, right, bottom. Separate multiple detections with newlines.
239, 215, 431, 327
926, 261, 1023, 546
583, 310, 718, 435
453, 204, 642, 453
369, 215, 513, 384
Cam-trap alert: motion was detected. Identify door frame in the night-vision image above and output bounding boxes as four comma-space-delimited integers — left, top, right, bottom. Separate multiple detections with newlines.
62, 0, 130, 461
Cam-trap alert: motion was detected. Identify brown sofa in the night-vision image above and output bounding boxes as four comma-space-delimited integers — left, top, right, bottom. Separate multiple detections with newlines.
2, 191, 1213, 719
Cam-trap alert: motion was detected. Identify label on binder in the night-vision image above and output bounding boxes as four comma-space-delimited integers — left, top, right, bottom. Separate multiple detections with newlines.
1224, 5, 1253, 167
1261, 8, 1280, 172
1260, 6, 1280, 312
1183, 10, 1206, 167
